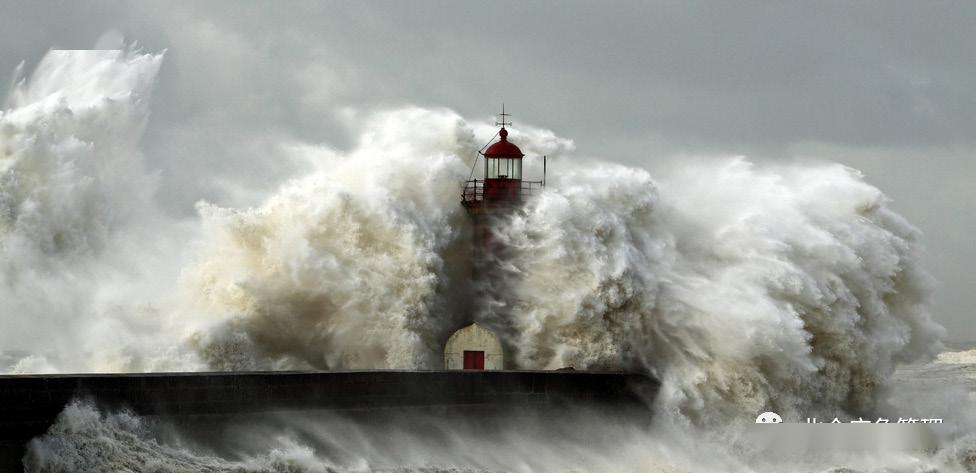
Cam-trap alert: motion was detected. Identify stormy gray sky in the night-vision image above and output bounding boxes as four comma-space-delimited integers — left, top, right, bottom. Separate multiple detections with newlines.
1, 1, 974, 339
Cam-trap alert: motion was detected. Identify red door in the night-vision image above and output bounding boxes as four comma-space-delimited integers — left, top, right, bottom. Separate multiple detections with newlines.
463, 351, 485, 370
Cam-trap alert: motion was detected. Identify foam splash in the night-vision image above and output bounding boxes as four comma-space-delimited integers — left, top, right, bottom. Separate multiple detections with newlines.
183, 108, 477, 370
0, 48, 200, 373
1, 48, 958, 470
496, 158, 945, 424
24, 401, 339, 472
0, 48, 161, 268
22, 400, 713, 473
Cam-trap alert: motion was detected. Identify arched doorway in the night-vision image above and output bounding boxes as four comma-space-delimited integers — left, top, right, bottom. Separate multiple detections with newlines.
444, 323, 503, 370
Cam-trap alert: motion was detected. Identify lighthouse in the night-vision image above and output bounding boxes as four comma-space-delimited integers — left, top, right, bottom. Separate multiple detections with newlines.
446, 107, 545, 370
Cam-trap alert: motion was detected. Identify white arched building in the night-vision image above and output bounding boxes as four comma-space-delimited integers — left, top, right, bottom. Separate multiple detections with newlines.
443, 323, 503, 370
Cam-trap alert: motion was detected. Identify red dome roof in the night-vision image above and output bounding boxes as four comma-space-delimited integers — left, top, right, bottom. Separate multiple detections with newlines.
483, 128, 524, 158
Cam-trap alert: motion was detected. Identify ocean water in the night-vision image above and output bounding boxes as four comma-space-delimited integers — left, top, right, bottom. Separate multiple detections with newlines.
893, 342, 976, 402
2, 48, 974, 473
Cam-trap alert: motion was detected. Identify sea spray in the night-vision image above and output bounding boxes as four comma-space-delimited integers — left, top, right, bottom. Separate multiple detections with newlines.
184, 108, 478, 370
181, 109, 578, 371
23, 401, 333, 472
0, 48, 198, 373
24, 400, 713, 473
0, 48, 161, 274
0, 49, 952, 449
495, 158, 945, 424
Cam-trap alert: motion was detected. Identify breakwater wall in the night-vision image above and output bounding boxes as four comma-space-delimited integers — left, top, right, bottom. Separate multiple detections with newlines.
0, 370, 657, 471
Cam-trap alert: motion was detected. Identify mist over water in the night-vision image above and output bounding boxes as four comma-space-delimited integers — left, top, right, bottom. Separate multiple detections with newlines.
3, 48, 973, 472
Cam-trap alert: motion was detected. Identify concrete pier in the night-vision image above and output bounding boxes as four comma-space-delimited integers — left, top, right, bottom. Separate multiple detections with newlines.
0, 370, 657, 471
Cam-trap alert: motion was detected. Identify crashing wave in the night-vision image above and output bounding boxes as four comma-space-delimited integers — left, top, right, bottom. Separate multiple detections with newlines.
1, 49, 946, 432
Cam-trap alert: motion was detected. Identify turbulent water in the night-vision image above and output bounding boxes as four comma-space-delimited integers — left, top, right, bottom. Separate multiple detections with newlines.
19, 350, 976, 473
3, 48, 974, 472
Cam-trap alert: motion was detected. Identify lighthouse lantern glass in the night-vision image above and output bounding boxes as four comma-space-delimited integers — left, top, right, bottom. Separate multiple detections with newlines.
486, 158, 521, 179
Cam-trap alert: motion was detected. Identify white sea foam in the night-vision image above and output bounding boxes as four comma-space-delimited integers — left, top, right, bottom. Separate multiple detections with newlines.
0, 48, 201, 373
3, 48, 968, 473
938, 349, 976, 365
495, 158, 946, 425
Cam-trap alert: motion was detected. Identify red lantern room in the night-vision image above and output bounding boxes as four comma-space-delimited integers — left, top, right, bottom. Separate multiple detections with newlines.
461, 107, 545, 215
480, 127, 524, 202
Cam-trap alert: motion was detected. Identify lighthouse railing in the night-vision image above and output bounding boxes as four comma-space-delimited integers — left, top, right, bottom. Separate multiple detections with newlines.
460, 179, 544, 204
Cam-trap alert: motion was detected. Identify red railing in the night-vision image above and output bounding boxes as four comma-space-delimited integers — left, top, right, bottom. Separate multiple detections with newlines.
461, 179, 544, 205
